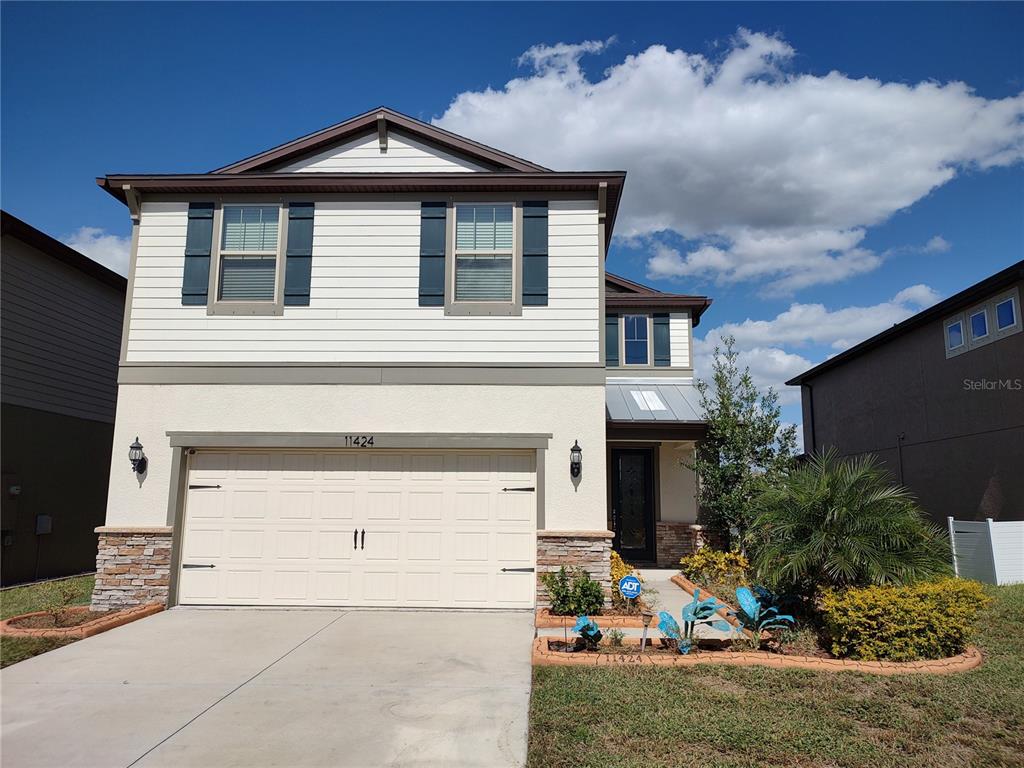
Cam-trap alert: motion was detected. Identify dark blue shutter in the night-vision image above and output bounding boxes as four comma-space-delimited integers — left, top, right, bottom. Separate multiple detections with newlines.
284, 203, 314, 306
522, 201, 548, 306
418, 202, 446, 306
605, 313, 619, 367
182, 203, 214, 305
653, 314, 671, 366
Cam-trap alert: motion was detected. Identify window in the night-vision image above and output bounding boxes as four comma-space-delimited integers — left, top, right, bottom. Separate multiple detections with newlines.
946, 320, 964, 351
624, 315, 649, 365
454, 204, 513, 302
218, 205, 280, 302
970, 309, 989, 340
996, 297, 1017, 330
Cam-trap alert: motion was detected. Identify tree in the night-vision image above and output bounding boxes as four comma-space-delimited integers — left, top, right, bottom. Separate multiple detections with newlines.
689, 335, 797, 548
749, 450, 951, 593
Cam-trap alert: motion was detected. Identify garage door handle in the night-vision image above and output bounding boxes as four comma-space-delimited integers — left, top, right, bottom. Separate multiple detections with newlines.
353, 529, 358, 550
501, 487, 535, 492
361, 529, 365, 550
188, 484, 222, 490
500, 567, 535, 573
182, 563, 215, 569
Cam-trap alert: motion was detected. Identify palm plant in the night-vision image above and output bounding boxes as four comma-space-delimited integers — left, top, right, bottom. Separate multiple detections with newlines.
749, 450, 951, 592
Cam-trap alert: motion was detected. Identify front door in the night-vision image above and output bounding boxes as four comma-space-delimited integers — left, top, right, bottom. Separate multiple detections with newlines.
610, 448, 655, 562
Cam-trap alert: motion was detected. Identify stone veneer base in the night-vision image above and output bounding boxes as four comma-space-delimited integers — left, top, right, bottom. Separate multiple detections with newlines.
532, 637, 984, 675
536, 530, 614, 608
91, 527, 173, 611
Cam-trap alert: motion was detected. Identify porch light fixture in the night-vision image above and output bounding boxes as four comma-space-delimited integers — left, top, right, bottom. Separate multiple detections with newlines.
129, 437, 148, 475
569, 440, 583, 478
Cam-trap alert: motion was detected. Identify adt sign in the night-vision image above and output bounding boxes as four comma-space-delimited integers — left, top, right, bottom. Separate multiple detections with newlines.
618, 575, 643, 601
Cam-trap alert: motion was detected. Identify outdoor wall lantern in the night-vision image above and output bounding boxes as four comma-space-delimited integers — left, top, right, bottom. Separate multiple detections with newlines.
129, 437, 148, 475
570, 440, 583, 478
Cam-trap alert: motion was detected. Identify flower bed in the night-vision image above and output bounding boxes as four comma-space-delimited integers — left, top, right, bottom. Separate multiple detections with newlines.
535, 608, 652, 629
0, 603, 163, 640
532, 636, 983, 675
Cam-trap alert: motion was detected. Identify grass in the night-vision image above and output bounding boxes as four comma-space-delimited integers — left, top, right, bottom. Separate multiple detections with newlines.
528, 584, 1024, 768
0, 575, 94, 668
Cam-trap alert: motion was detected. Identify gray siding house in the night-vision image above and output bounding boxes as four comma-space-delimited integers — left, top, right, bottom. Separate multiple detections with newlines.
1, 211, 126, 584
788, 260, 1024, 526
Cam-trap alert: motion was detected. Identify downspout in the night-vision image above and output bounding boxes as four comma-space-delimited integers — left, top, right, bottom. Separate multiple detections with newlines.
804, 383, 816, 455
896, 432, 906, 484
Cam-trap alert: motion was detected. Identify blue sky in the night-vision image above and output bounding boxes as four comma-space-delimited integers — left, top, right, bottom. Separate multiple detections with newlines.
3, 2, 1022, 434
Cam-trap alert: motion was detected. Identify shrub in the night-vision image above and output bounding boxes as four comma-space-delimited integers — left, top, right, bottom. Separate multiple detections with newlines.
540, 567, 605, 616
679, 549, 748, 582
820, 578, 990, 661
606, 628, 625, 647
610, 551, 644, 609
750, 449, 952, 593
38, 579, 83, 627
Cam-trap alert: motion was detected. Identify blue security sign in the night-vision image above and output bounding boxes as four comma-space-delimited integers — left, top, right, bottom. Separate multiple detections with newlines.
618, 575, 643, 601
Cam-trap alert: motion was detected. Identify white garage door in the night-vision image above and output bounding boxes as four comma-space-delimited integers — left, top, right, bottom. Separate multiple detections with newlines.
177, 449, 537, 608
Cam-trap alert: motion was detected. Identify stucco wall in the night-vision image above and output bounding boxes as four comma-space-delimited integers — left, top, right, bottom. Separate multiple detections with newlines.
658, 441, 698, 524
104, 383, 607, 532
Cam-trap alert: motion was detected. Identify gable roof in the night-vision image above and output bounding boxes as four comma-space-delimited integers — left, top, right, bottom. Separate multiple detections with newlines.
1, 210, 127, 291
212, 107, 551, 174
786, 259, 1024, 386
605, 272, 712, 325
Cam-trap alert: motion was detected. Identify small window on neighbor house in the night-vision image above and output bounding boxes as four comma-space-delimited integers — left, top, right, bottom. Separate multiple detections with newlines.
970, 309, 989, 340
996, 298, 1017, 330
454, 204, 514, 302
219, 205, 280, 301
947, 320, 964, 350
624, 315, 649, 365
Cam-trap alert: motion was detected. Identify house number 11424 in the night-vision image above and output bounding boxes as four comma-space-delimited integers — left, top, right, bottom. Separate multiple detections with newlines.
344, 435, 375, 448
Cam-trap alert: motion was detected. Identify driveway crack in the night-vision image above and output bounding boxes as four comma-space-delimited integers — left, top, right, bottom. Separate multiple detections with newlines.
124, 611, 349, 767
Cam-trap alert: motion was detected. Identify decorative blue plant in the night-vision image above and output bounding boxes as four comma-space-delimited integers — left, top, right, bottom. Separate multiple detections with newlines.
658, 589, 733, 654
573, 615, 603, 650
734, 586, 796, 638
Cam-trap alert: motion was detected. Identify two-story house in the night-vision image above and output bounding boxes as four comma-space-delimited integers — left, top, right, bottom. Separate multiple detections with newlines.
92, 108, 710, 611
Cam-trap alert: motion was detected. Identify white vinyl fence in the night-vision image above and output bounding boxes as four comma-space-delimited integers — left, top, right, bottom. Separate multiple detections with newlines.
948, 517, 1024, 586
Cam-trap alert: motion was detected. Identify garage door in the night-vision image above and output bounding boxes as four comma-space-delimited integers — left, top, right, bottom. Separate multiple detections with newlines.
177, 450, 536, 608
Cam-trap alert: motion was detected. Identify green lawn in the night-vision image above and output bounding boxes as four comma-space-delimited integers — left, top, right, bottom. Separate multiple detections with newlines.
528, 584, 1024, 768
0, 575, 94, 668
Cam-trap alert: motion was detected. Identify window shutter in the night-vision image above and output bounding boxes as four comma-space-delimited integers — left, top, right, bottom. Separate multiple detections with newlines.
605, 313, 619, 367
284, 203, 314, 306
653, 314, 671, 366
418, 202, 446, 306
522, 201, 548, 306
182, 203, 214, 305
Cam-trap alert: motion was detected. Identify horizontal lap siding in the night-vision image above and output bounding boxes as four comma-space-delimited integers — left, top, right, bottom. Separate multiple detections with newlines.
670, 312, 691, 369
277, 131, 488, 173
125, 200, 600, 364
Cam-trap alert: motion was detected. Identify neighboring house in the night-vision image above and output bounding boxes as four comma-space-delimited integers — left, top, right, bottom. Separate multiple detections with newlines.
788, 260, 1024, 526
91, 107, 711, 611
1, 211, 126, 584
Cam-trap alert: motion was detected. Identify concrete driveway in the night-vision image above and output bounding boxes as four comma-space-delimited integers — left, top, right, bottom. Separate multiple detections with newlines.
1, 608, 534, 768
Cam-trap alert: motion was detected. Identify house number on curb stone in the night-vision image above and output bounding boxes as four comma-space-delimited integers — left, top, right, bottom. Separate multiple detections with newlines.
618, 575, 642, 600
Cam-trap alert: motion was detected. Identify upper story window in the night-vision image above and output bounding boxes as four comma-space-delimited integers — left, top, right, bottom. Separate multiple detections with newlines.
996, 296, 1017, 330
624, 315, 649, 365
454, 204, 514, 303
217, 205, 282, 304
944, 286, 1021, 358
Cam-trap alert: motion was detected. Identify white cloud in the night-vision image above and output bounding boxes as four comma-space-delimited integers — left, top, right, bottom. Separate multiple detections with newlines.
62, 227, 131, 276
693, 284, 941, 404
436, 30, 1023, 293
922, 235, 952, 253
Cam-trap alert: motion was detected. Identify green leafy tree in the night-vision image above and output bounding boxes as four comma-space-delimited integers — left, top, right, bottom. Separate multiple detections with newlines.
750, 449, 952, 593
689, 335, 797, 547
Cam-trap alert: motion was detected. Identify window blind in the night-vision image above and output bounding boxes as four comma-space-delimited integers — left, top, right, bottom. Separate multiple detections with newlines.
220, 255, 276, 301
222, 206, 279, 252
456, 204, 513, 251
455, 255, 513, 301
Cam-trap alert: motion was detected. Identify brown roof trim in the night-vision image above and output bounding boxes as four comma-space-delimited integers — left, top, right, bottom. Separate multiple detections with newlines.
786, 259, 1024, 385
606, 421, 707, 441
605, 272, 712, 325
1, 210, 127, 291
211, 107, 551, 174
97, 172, 626, 248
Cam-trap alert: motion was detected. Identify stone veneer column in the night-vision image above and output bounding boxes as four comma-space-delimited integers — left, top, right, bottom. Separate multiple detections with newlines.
655, 522, 721, 567
91, 527, 173, 610
536, 530, 614, 608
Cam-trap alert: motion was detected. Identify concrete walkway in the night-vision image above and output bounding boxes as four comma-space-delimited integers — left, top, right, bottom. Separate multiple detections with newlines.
1, 608, 534, 768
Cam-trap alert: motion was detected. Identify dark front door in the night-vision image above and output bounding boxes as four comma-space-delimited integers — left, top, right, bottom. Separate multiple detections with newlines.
610, 448, 655, 562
